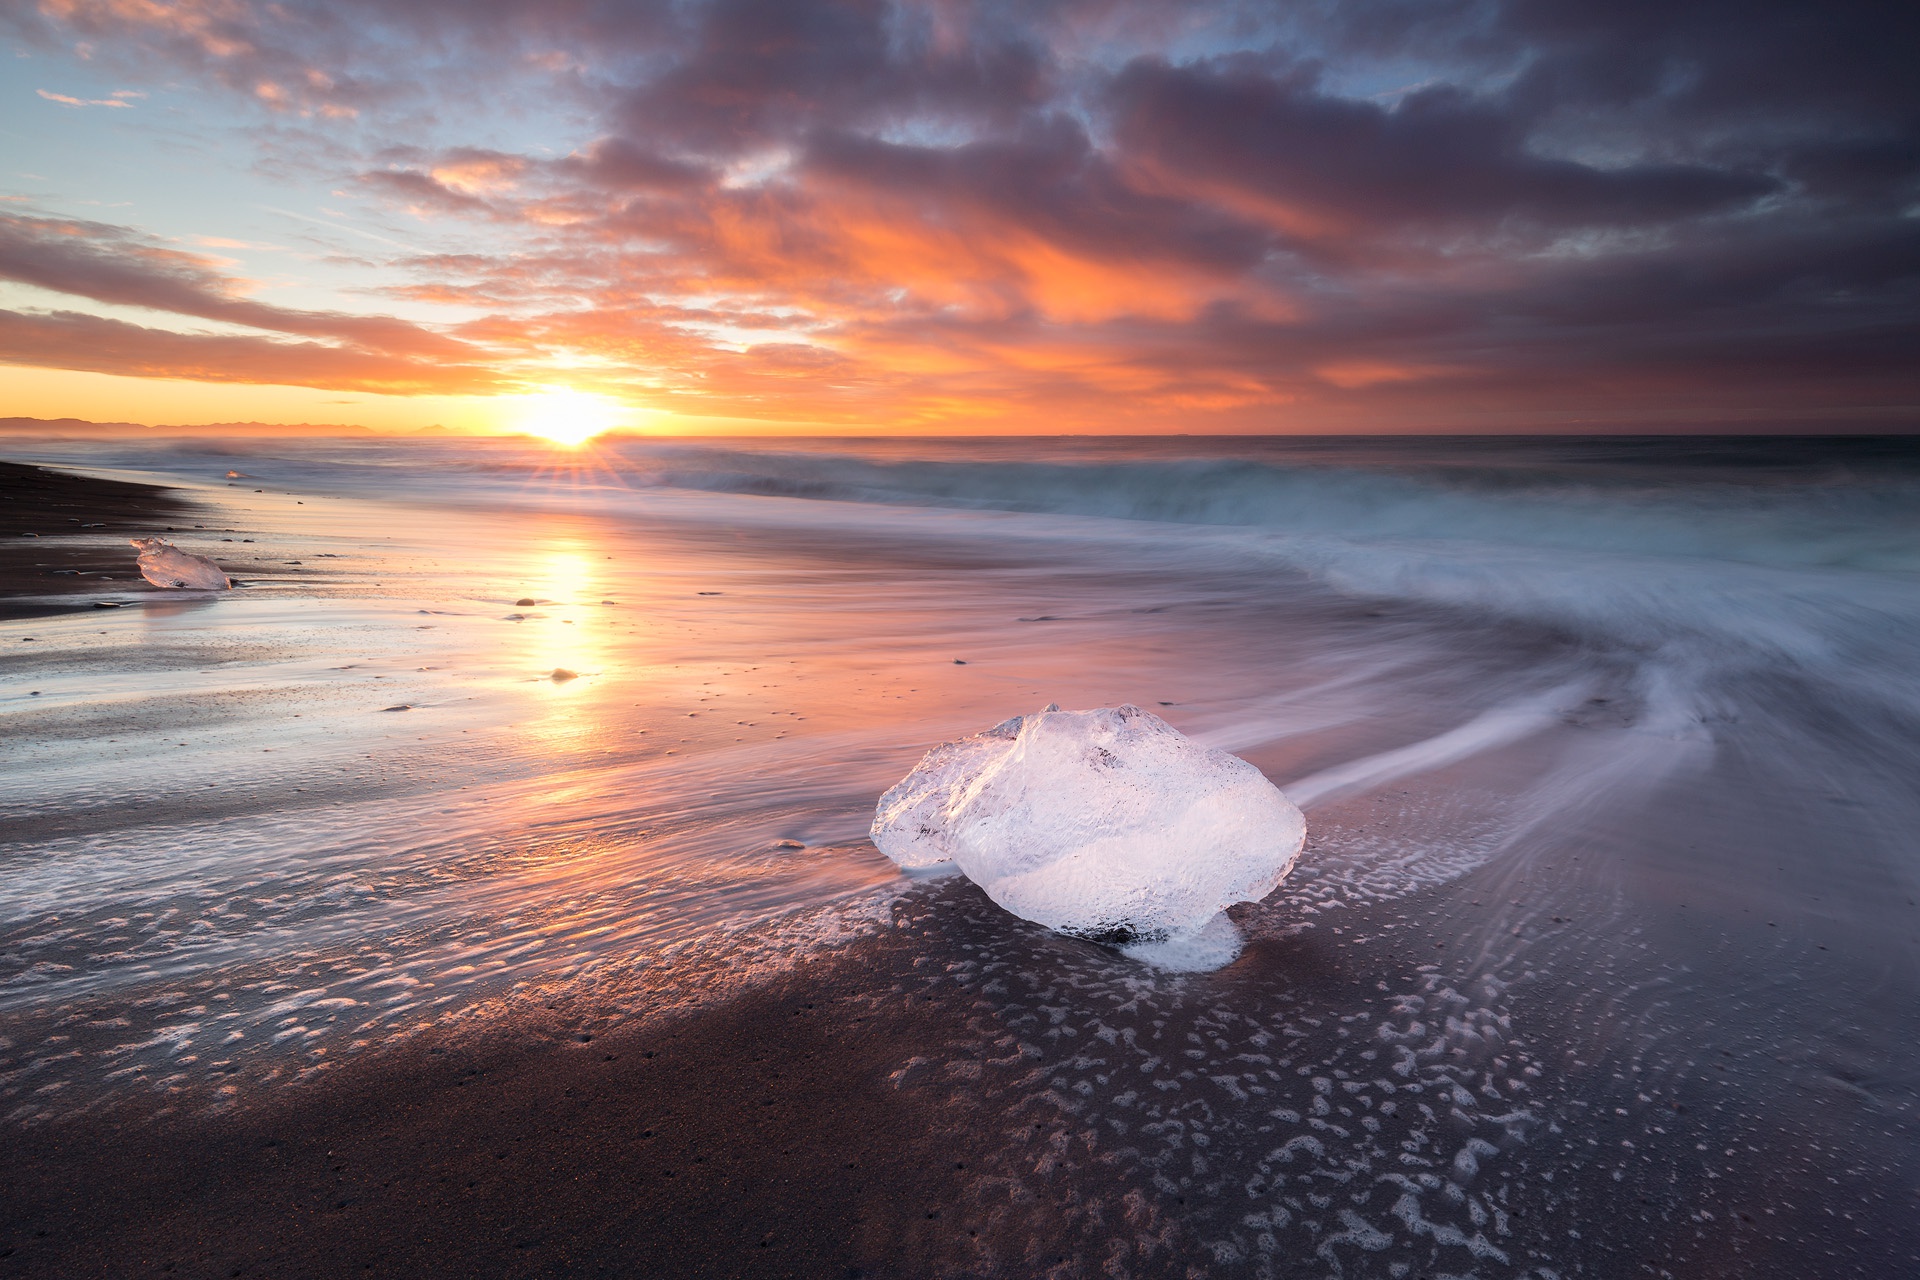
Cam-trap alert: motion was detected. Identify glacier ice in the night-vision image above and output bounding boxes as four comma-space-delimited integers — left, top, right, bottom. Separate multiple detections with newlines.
131, 537, 230, 590
871, 704, 1305, 964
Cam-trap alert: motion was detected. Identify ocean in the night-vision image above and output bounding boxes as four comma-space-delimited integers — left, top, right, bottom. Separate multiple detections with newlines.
3, 433, 1917, 1277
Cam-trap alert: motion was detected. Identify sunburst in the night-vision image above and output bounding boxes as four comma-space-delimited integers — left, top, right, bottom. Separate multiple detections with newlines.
515, 387, 625, 447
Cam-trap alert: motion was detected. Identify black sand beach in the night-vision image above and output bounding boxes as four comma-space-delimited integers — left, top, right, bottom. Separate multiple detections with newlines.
2, 914, 990, 1280
9, 869, 1913, 1280
0, 462, 195, 618
3, 439, 1918, 1279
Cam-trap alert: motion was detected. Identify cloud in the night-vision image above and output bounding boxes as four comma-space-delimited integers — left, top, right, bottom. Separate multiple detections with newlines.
1107, 58, 1779, 250
611, 0, 1051, 157
0, 212, 476, 359
36, 87, 133, 107
3, 0, 1915, 428
0, 308, 503, 394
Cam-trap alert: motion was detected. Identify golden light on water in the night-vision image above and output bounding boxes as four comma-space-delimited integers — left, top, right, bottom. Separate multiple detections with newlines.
514, 387, 626, 447
525, 546, 604, 701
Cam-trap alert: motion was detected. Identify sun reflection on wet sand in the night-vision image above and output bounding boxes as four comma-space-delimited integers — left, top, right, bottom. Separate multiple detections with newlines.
8, 439, 1920, 1278
0, 459, 1792, 1119
509, 542, 616, 755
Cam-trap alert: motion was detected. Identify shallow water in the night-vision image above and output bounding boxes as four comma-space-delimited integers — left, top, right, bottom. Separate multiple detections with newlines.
2, 435, 1917, 1275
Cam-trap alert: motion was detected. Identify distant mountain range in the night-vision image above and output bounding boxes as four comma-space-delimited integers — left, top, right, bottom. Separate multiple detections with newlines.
0, 417, 456, 437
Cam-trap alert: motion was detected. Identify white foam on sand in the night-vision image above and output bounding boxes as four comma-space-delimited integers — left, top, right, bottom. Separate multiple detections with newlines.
1119, 909, 1247, 971
871, 704, 1306, 968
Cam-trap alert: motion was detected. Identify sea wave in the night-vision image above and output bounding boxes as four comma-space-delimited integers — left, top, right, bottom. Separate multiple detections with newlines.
19, 434, 1920, 698
611, 438, 1920, 574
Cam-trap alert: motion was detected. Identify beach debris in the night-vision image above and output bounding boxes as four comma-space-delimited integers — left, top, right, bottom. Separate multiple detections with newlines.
872, 704, 1304, 966
130, 537, 230, 590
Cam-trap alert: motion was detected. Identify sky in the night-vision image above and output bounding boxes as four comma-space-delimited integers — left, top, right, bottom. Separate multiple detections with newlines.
0, 0, 1915, 436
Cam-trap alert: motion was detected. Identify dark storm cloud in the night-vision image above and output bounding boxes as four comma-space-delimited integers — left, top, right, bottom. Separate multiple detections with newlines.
1304, 0, 1920, 213
556, 138, 715, 192
1107, 58, 1778, 242
10, 0, 1918, 426
614, 0, 1052, 155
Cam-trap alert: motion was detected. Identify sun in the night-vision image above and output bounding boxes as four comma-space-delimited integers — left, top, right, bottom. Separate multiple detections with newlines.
515, 386, 626, 447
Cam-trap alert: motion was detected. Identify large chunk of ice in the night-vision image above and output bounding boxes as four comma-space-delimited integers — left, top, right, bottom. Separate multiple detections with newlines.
871, 705, 1305, 963
131, 537, 230, 590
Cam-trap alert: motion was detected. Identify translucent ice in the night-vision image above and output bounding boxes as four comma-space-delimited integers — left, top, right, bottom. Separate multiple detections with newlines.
872, 705, 1305, 960
130, 537, 230, 590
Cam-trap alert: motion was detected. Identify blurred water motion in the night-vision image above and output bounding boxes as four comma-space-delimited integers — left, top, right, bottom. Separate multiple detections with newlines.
1, 434, 1916, 1273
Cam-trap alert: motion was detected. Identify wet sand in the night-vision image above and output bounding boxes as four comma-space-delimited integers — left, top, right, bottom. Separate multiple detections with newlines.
4, 438, 1918, 1279
0, 461, 196, 618
2, 921, 988, 1280
8, 865, 1912, 1280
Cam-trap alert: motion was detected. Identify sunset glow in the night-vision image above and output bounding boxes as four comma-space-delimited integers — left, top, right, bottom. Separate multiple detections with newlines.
513, 388, 626, 448
8, 3, 1918, 1274
0, 2, 1913, 435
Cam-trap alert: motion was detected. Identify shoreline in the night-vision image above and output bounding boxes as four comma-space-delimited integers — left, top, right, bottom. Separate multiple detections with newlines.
9, 866, 1906, 1280
0, 461, 199, 620
1, 882, 1101, 1280
5, 439, 1917, 1279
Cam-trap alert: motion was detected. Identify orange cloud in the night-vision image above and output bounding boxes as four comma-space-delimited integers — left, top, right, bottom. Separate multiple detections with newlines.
36, 87, 133, 107
0, 308, 505, 394
1314, 361, 1457, 389
10, 0, 1916, 434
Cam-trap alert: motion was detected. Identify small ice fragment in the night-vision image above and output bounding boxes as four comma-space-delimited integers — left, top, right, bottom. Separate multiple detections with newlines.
1123, 911, 1247, 972
130, 537, 230, 590
550, 668, 578, 681
871, 704, 1305, 965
